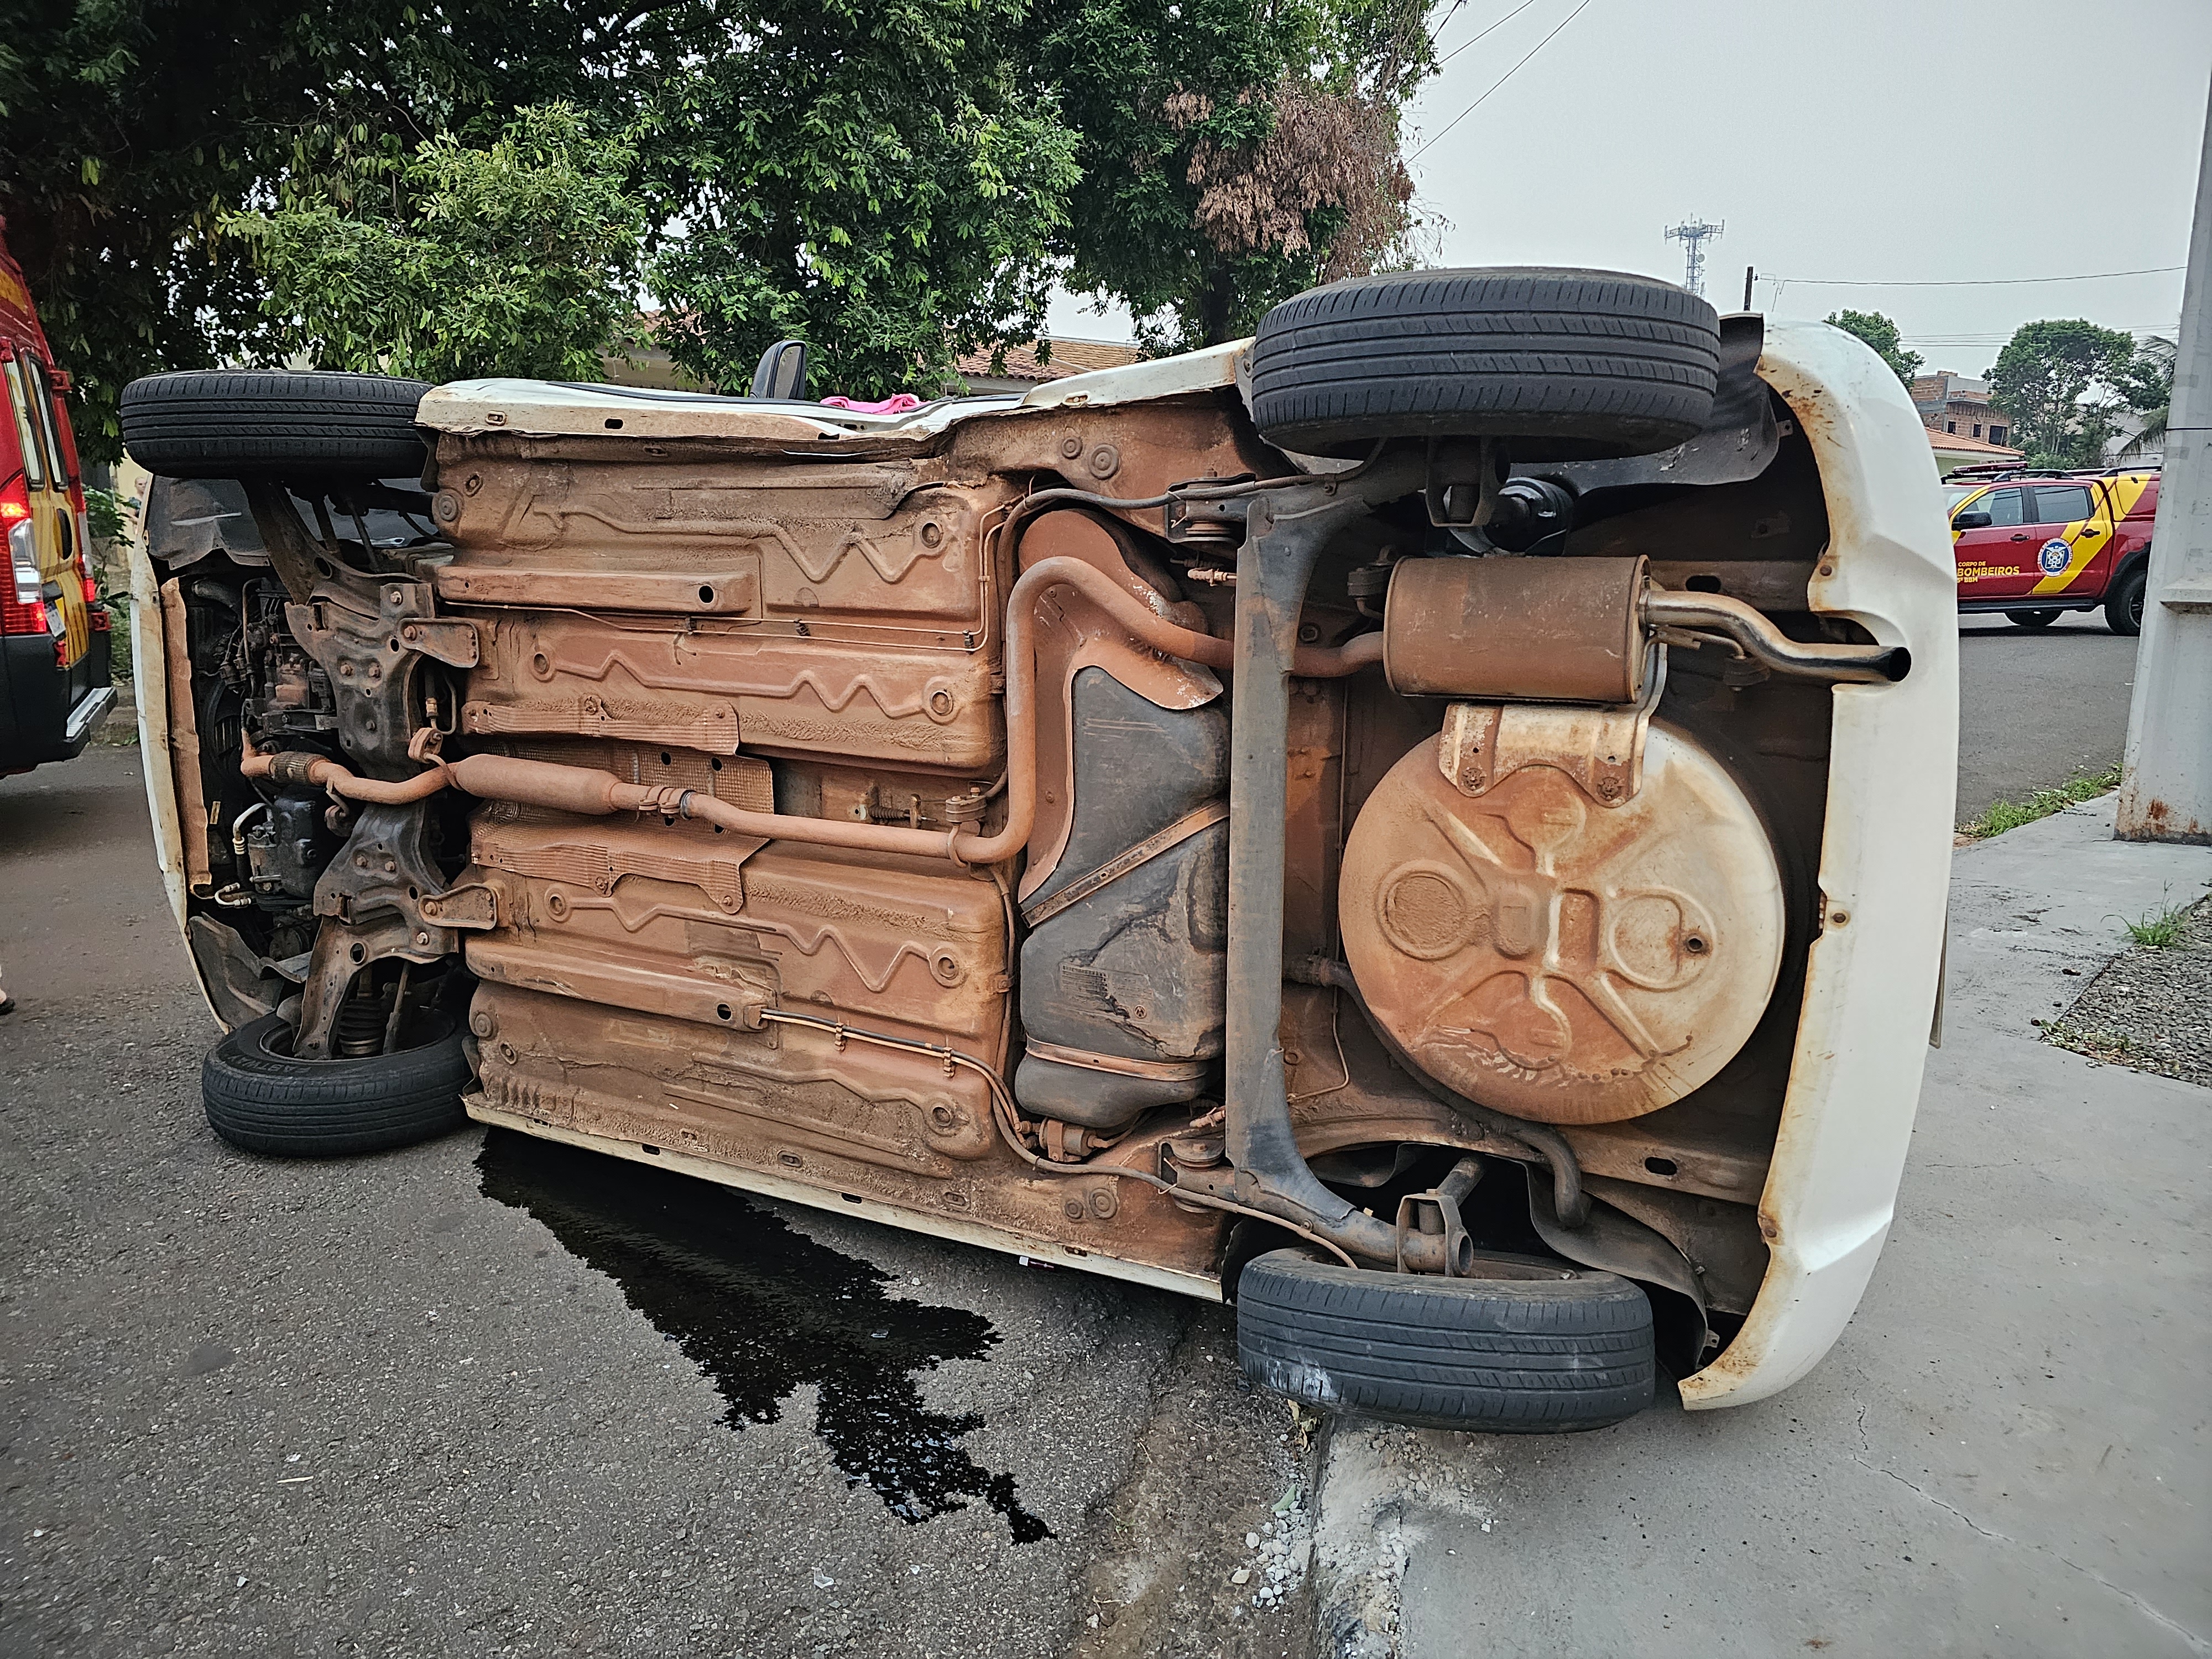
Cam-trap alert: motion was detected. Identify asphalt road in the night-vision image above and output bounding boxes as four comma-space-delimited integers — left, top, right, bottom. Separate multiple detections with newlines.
1955, 613, 2138, 823
0, 617, 2156, 1655
0, 748, 1318, 1659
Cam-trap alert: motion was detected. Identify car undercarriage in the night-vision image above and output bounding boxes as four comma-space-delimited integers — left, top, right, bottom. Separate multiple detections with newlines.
125, 268, 1958, 1432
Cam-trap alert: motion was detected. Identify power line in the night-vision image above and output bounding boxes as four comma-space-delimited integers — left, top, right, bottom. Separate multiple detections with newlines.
1437, 0, 1544, 64
1763, 264, 2185, 289
1907, 332, 2177, 347
1412, 0, 1597, 160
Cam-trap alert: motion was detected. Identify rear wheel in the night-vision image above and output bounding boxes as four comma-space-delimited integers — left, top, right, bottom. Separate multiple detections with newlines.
2105, 564, 2148, 637
2006, 609, 2060, 629
1235, 1249, 1657, 1433
1248, 267, 1721, 461
121, 369, 431, 479
202, 1011, 471, 1157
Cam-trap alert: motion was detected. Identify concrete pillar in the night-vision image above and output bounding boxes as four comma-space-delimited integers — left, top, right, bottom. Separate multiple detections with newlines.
2116, 77, 2212, 843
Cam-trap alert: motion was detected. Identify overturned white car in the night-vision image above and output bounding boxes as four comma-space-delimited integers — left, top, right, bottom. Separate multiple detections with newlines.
123, 268, 1956, 1432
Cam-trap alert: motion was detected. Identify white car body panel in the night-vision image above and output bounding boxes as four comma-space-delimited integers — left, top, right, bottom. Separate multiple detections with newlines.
1679, 320, 1958, 1408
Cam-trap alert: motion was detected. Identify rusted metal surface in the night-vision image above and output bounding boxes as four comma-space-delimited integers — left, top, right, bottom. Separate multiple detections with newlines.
1338, 724, 1786, 1125
1211, 456, 1472, 1271
1014, 507, 1221, 899
1439, 698, 1655, 807
147, 368, 1873, 1317
471, 836, 1006, 1052
1385, 555, 1647, 705
1643, 589, 1906, 683
469, 982, 1225, 1270
158, 579, 212, 895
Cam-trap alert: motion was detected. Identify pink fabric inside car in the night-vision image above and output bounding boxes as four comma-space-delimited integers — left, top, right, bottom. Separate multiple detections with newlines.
819, 393, 924, 414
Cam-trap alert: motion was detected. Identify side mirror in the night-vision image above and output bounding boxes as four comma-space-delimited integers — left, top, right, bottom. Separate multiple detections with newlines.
748, 339, 809, 400
1953, 510, 1992, 530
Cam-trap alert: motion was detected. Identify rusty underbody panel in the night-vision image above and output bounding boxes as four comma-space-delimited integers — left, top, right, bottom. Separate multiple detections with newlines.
153, 367, 1876, 1333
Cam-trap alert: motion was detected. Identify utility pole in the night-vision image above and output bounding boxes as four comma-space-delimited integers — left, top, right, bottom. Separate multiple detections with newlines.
2116, 80, 2211, 842
1743, 265, 1755, 310
1663, 218, 1725, 299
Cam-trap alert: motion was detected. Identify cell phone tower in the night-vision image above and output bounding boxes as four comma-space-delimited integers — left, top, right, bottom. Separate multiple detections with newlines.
1663, 218, 1725, 299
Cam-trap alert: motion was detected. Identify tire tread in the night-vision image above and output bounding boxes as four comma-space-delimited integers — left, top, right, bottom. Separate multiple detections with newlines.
122, 370, 431, 478
202, 1013, 471, 1157
1235, 1250, 1656, 1433
1249, 267, 1720, 458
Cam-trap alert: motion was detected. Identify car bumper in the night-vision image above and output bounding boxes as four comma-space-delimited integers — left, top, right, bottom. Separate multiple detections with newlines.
0, 628, 112, 773
1679, 321, 1959, 1409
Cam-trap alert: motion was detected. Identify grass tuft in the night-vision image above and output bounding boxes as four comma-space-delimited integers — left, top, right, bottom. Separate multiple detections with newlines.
1959, 764, 2122, 840
2118, 896, 2194, 949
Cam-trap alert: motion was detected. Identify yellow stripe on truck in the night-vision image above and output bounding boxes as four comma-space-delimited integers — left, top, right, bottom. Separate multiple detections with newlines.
2027, 478, 2130, 597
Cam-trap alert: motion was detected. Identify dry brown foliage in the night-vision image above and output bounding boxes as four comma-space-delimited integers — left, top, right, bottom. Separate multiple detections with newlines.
1166, 77, 1415, 279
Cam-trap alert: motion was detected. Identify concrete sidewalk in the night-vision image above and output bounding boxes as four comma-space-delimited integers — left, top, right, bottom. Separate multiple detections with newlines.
1312, 797, 2211, 1659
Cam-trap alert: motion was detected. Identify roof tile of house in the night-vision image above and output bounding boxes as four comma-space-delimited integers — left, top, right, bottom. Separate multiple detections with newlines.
1929, 427, 2021, 457
953, 337, 1146, 383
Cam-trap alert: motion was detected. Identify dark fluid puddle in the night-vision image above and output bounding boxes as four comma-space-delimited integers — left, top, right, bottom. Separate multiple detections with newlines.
477, 1129, 1052, 1542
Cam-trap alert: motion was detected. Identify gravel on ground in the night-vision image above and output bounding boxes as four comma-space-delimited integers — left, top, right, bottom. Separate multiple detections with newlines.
2044, 895, 2212, 1088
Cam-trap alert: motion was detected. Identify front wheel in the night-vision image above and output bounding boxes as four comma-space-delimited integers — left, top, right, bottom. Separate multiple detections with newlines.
202, 1011, 472, 1157
2105, 564, 2148, 637
121, 369, 431, 479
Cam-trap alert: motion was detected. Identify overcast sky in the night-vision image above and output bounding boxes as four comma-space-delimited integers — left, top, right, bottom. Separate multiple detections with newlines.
1048, 0, 2212, 377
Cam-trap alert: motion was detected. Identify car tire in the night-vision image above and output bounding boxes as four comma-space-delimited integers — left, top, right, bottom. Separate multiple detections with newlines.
2104, 564, 2147, 637
1235, 1249, 1657, 1433
1248, 267, 1721, 460
202, 1011, 472, 1157
2006, 609, 2060, 629
121, 370, 431, 479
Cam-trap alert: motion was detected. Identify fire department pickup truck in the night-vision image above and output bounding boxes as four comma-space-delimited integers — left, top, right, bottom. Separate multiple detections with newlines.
1946, 466, 2158, 635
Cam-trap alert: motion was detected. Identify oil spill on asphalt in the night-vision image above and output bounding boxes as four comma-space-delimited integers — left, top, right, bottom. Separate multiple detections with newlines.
477, 1128, 1052, 1542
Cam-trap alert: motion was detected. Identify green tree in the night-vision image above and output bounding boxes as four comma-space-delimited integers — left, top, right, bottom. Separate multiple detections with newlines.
2115, 333, 2174, 460
1, 2, 383, 458
0, 0, 599, 457
4, 0, 1439, 429
1986, 319, 2137, 467
1032, 0, 1436, 351
1824, 310, 1922, 385
637, 1, 1082, 398
226, 106, 647, 383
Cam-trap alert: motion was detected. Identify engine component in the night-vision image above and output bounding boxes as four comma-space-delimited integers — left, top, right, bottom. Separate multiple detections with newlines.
1338, 719, 1783, 1125
242, 790, 337, 899
1384, 555, 1649, 705
1014, 667, 1229, 1129
241, 580, 336, 739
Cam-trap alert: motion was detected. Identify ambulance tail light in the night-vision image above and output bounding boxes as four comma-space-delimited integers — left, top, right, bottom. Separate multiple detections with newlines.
3, 481, 45, 635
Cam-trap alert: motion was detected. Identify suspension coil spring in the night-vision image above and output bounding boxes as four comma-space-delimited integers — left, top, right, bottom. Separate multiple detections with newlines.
333, 982, 393, 1058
